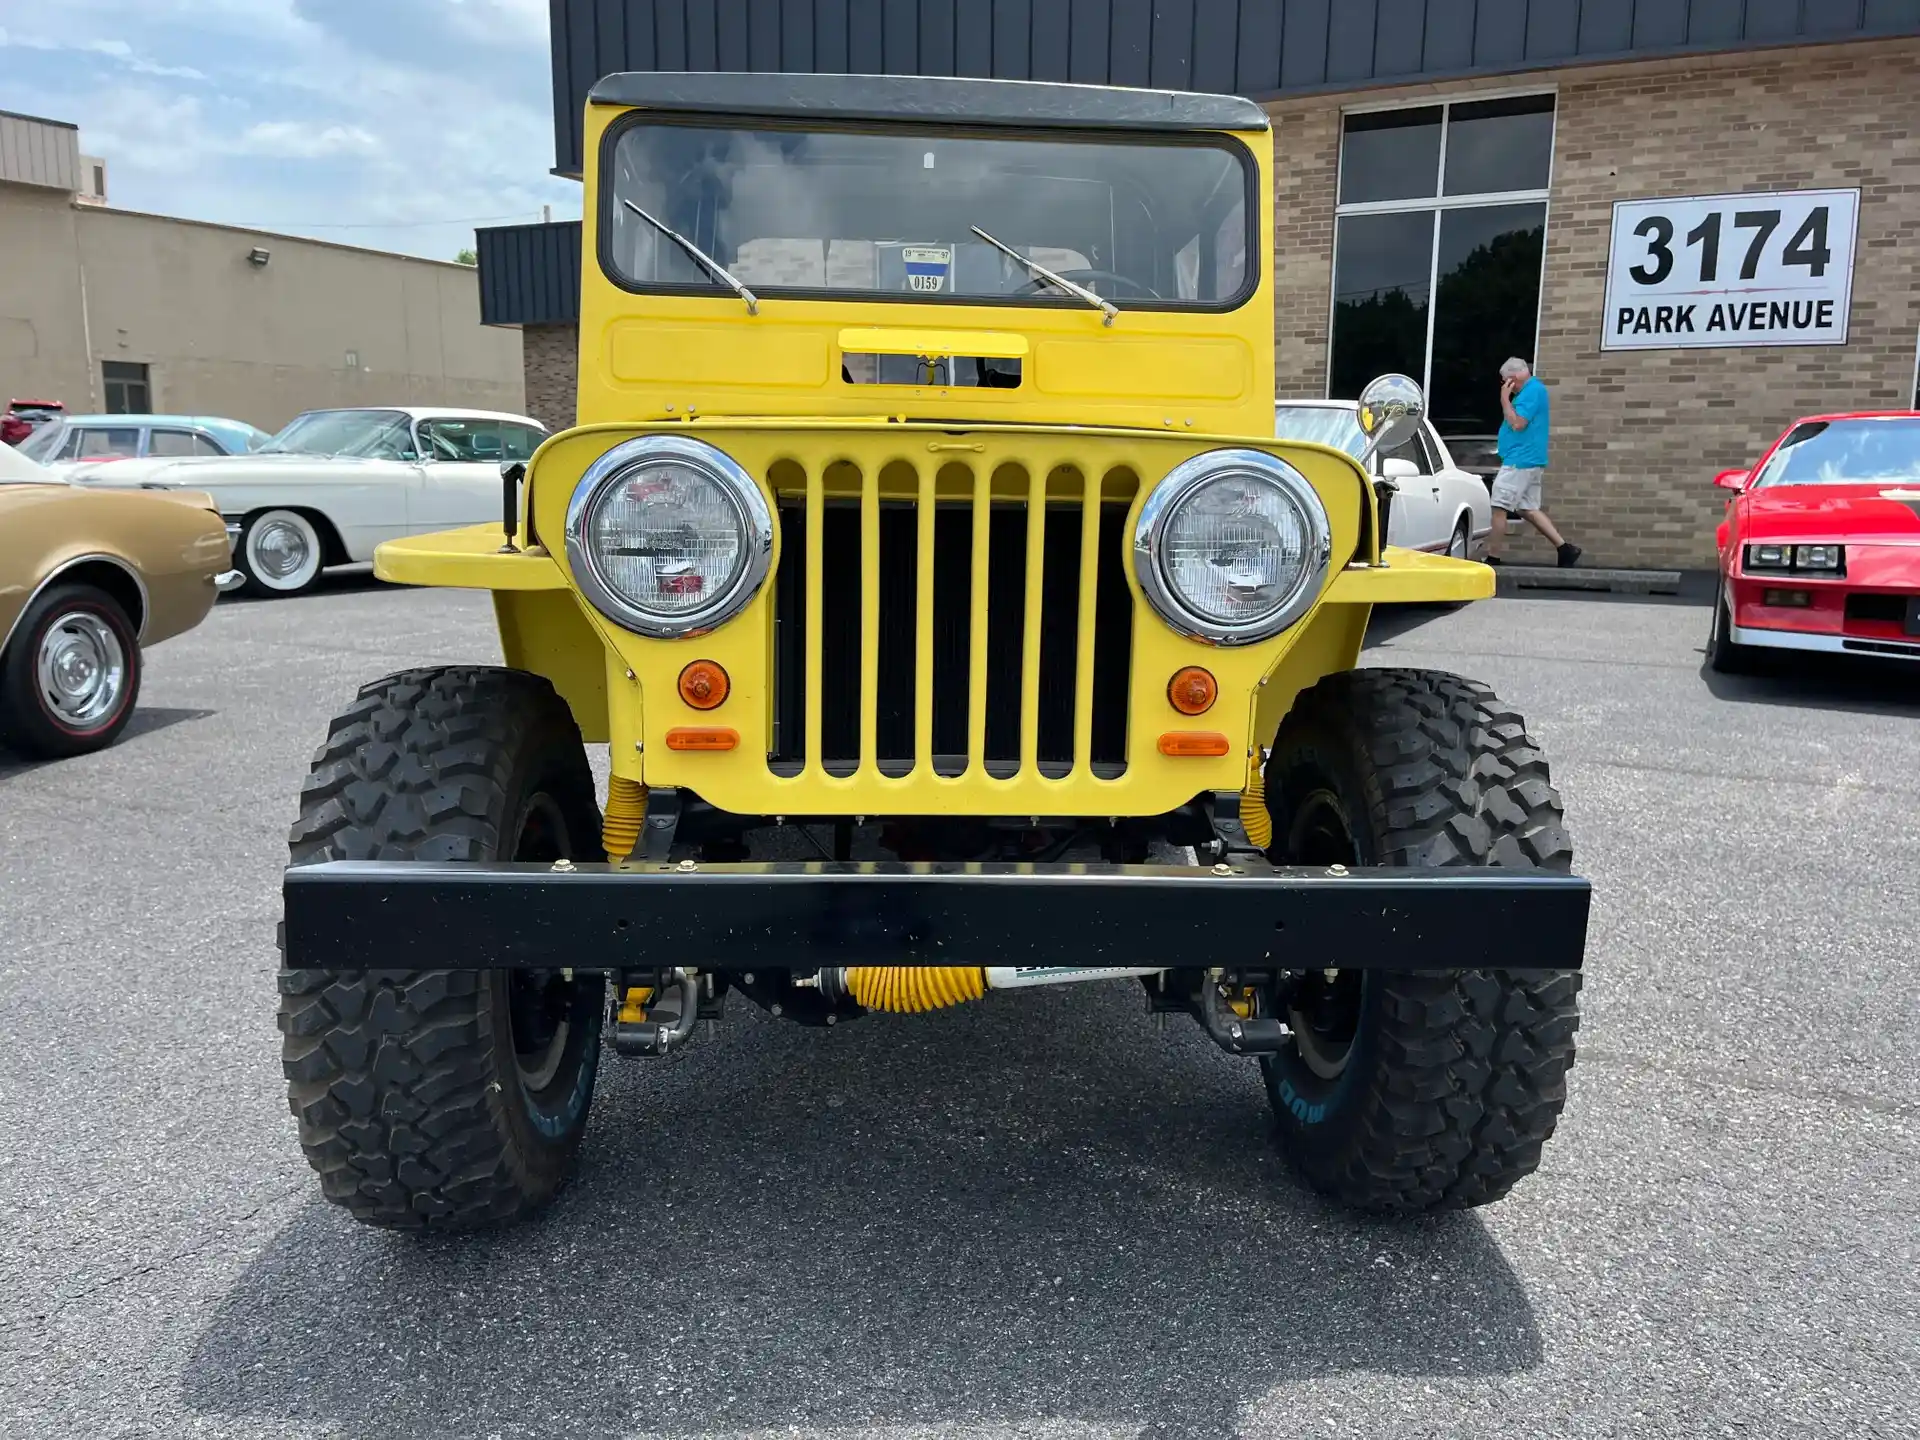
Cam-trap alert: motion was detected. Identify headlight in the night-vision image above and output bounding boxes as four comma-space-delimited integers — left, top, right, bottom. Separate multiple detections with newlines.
564, 435, 773, 637
1743, 542, 1844, 575
1133, 449, 1332, 646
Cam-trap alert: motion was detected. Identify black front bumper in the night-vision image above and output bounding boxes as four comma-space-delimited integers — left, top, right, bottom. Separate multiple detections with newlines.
281, 860, 1590, 972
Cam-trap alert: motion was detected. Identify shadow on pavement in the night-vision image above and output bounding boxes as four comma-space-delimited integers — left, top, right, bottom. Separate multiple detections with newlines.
1698, 650, 1920, 717
0, 706, 214, 782
183, 987, 1543, 1438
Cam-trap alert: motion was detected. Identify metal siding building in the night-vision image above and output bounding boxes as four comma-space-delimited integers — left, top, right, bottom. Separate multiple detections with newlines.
483, 0, 1920, 568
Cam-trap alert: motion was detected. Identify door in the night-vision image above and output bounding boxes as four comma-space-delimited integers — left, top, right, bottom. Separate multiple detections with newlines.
408, 417, 545, 532
1377, 428, 1442, 550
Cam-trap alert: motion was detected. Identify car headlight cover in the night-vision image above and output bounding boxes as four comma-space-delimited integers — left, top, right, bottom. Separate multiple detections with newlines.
1134, 449, 1332, 645
565, 435, 773, 637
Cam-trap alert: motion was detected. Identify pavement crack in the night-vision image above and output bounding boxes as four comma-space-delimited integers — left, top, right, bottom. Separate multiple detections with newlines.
5, 1181, 308, 1335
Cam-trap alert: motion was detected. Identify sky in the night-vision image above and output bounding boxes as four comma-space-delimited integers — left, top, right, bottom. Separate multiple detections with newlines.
0, 0, 581, 262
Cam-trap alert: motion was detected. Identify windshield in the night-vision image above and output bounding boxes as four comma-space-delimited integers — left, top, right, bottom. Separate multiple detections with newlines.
262, 409, 413, 459
15, 421, 65, 462
1752, 418, 1920, 488
604, 121, 1253, 308
1274, 406, 1367, 459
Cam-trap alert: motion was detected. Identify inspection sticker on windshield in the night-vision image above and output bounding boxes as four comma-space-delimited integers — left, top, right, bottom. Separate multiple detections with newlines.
901, 246, 951, 293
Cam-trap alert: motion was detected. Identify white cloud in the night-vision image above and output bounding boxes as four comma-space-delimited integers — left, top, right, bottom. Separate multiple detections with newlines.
0, 0, 578, 259
240, 120, 382, 159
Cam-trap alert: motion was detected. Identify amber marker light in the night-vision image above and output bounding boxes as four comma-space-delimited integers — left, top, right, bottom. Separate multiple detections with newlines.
677, 659, 730, 709
1157, 731, 1230, 757
1166, 666, 1217, 716
664, 726, 739, 751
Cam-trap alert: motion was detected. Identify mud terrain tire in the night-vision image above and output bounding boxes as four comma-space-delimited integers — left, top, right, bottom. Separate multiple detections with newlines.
278, 666, 604, 1231
1260, 668, 1582, 1214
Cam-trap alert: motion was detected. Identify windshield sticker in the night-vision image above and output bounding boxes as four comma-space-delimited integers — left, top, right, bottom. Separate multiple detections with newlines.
901, 246, 951, 293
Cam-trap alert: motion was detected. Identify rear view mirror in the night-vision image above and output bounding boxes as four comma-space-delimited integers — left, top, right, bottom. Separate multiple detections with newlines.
1714, 468, 1748, 491
1356, 374, 1424, 463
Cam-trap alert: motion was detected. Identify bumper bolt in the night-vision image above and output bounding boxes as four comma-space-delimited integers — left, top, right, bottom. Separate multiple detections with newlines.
1211, 862, 1232, 876
551, 858, 576, 873
1327, 863, 1349, 876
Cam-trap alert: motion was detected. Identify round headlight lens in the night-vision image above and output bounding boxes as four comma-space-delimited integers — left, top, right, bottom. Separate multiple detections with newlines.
565, 436, 773, 637
1134, 450, 1331, 645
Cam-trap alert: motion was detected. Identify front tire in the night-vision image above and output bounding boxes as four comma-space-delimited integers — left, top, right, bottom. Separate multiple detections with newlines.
1706, 579, 1758, 674
237, 508, 325, 596
1259, 669, 1582, 1214
0, 583, 141, 759
278, 666, 605, 1231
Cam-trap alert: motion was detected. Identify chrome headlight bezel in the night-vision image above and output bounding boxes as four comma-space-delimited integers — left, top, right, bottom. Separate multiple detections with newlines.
1132, 449, 1333, 647
564, 434, 774, 638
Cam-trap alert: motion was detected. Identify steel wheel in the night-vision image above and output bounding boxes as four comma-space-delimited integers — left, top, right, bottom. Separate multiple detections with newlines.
506, 792, 585, 1092
36, 610, 128, 730
1281, 790, 1364, 1080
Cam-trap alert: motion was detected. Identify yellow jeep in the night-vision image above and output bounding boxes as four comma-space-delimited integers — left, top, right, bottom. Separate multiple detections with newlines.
278, 72, 1588, 1230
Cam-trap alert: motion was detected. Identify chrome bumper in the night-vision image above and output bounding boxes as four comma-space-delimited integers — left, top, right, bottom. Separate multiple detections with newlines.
212, 569, 245, 593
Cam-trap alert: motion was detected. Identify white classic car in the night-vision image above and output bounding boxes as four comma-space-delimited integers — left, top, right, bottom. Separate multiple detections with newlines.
1274, 399, 1493, 560
75, 406, 547, 596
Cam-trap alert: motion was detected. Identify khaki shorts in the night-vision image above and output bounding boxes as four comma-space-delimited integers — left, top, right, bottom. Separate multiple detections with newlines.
1491, 466, 1544, 513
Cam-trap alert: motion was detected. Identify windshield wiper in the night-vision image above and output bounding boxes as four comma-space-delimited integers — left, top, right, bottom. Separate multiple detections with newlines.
969, 225, 1118, 326
622, 199, 758, 316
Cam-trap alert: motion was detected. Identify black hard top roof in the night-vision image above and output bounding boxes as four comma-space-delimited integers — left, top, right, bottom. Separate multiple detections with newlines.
588, 72, 1270, 134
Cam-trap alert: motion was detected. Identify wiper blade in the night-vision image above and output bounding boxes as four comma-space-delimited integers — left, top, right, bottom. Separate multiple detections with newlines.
622, 199, 758, 316
969, 225, 1118, 326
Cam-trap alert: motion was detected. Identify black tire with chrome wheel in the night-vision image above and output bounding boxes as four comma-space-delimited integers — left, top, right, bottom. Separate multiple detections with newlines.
1260, 668, 1582, 1214
1706, 577, 1759, 674
0, 582, 141, 759
278, 666, 605, 1231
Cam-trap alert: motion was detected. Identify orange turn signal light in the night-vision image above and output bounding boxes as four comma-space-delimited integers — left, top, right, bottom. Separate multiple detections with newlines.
1157, 730, 1231, 757
1166, 666, 1218, 716
664, 726, 739, 752
677, 659, 730, 710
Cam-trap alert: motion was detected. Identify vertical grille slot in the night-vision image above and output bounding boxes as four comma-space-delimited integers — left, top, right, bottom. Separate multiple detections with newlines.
769, 456, 1136, 782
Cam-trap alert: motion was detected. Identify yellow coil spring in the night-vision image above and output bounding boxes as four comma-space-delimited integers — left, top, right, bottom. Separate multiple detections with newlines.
845, 966, 985, 1014
1241, 757, 1273, 851
602, 775, 648, 863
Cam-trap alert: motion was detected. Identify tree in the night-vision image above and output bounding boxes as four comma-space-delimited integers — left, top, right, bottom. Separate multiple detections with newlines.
454, 247, 477, 266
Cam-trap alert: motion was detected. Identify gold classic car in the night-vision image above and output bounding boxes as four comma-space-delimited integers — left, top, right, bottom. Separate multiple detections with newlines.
0, 439, 238, 758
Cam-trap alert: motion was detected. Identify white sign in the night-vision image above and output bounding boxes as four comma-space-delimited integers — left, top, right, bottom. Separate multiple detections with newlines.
1601, 188, 1859, 350
900, 245, 951, 293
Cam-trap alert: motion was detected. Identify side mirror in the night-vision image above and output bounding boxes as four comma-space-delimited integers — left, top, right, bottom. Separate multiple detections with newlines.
1380, 457, 1421, 480
1356, 374, 1425, 464
1714, 468, 1748, 491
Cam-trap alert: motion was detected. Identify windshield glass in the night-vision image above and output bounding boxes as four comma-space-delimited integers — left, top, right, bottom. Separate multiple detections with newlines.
15, 421, 65, 462
1274, 405, 1367, 458
262, 409, 413, 459
604, 122, 1253, 308
1752, 418, 1920, 488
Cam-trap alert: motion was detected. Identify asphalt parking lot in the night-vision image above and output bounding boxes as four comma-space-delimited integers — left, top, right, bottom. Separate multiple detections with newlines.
3, 576, 1917, 1439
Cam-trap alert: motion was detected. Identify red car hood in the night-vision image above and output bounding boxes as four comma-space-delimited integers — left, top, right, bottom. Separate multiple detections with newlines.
1740, 483, 1920, 543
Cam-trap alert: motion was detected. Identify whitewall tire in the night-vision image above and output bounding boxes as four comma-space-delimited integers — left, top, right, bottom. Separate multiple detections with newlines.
238, 509, 325, 597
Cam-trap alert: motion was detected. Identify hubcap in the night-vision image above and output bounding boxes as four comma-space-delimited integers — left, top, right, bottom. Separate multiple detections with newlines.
1450, 525, 1469, 558
36, 611, 127, 729
507, 793, 579, 1091
251, 518, 312, 581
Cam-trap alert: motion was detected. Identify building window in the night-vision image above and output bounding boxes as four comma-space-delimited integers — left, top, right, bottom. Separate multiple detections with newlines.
1329, 95, 1554, 441
102, 361, 151, 414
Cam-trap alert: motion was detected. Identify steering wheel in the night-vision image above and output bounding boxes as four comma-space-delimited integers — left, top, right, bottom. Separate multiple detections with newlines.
1017, 269, 1162, 302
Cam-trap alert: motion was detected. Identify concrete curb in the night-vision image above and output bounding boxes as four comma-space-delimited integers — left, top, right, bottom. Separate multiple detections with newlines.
1493, 565, 1683, 595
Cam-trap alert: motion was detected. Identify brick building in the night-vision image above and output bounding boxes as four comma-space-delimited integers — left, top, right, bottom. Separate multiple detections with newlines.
480, 1, 1920, 569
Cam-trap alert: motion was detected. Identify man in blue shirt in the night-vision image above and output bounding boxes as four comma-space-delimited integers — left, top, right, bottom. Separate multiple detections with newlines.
1486, 357, 1580, 568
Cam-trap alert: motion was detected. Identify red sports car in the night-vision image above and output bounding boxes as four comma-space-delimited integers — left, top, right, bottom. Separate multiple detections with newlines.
1709, 410, 1920, 671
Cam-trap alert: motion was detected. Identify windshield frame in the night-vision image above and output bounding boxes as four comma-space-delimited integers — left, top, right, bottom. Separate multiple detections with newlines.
595, 113, 1261, 316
